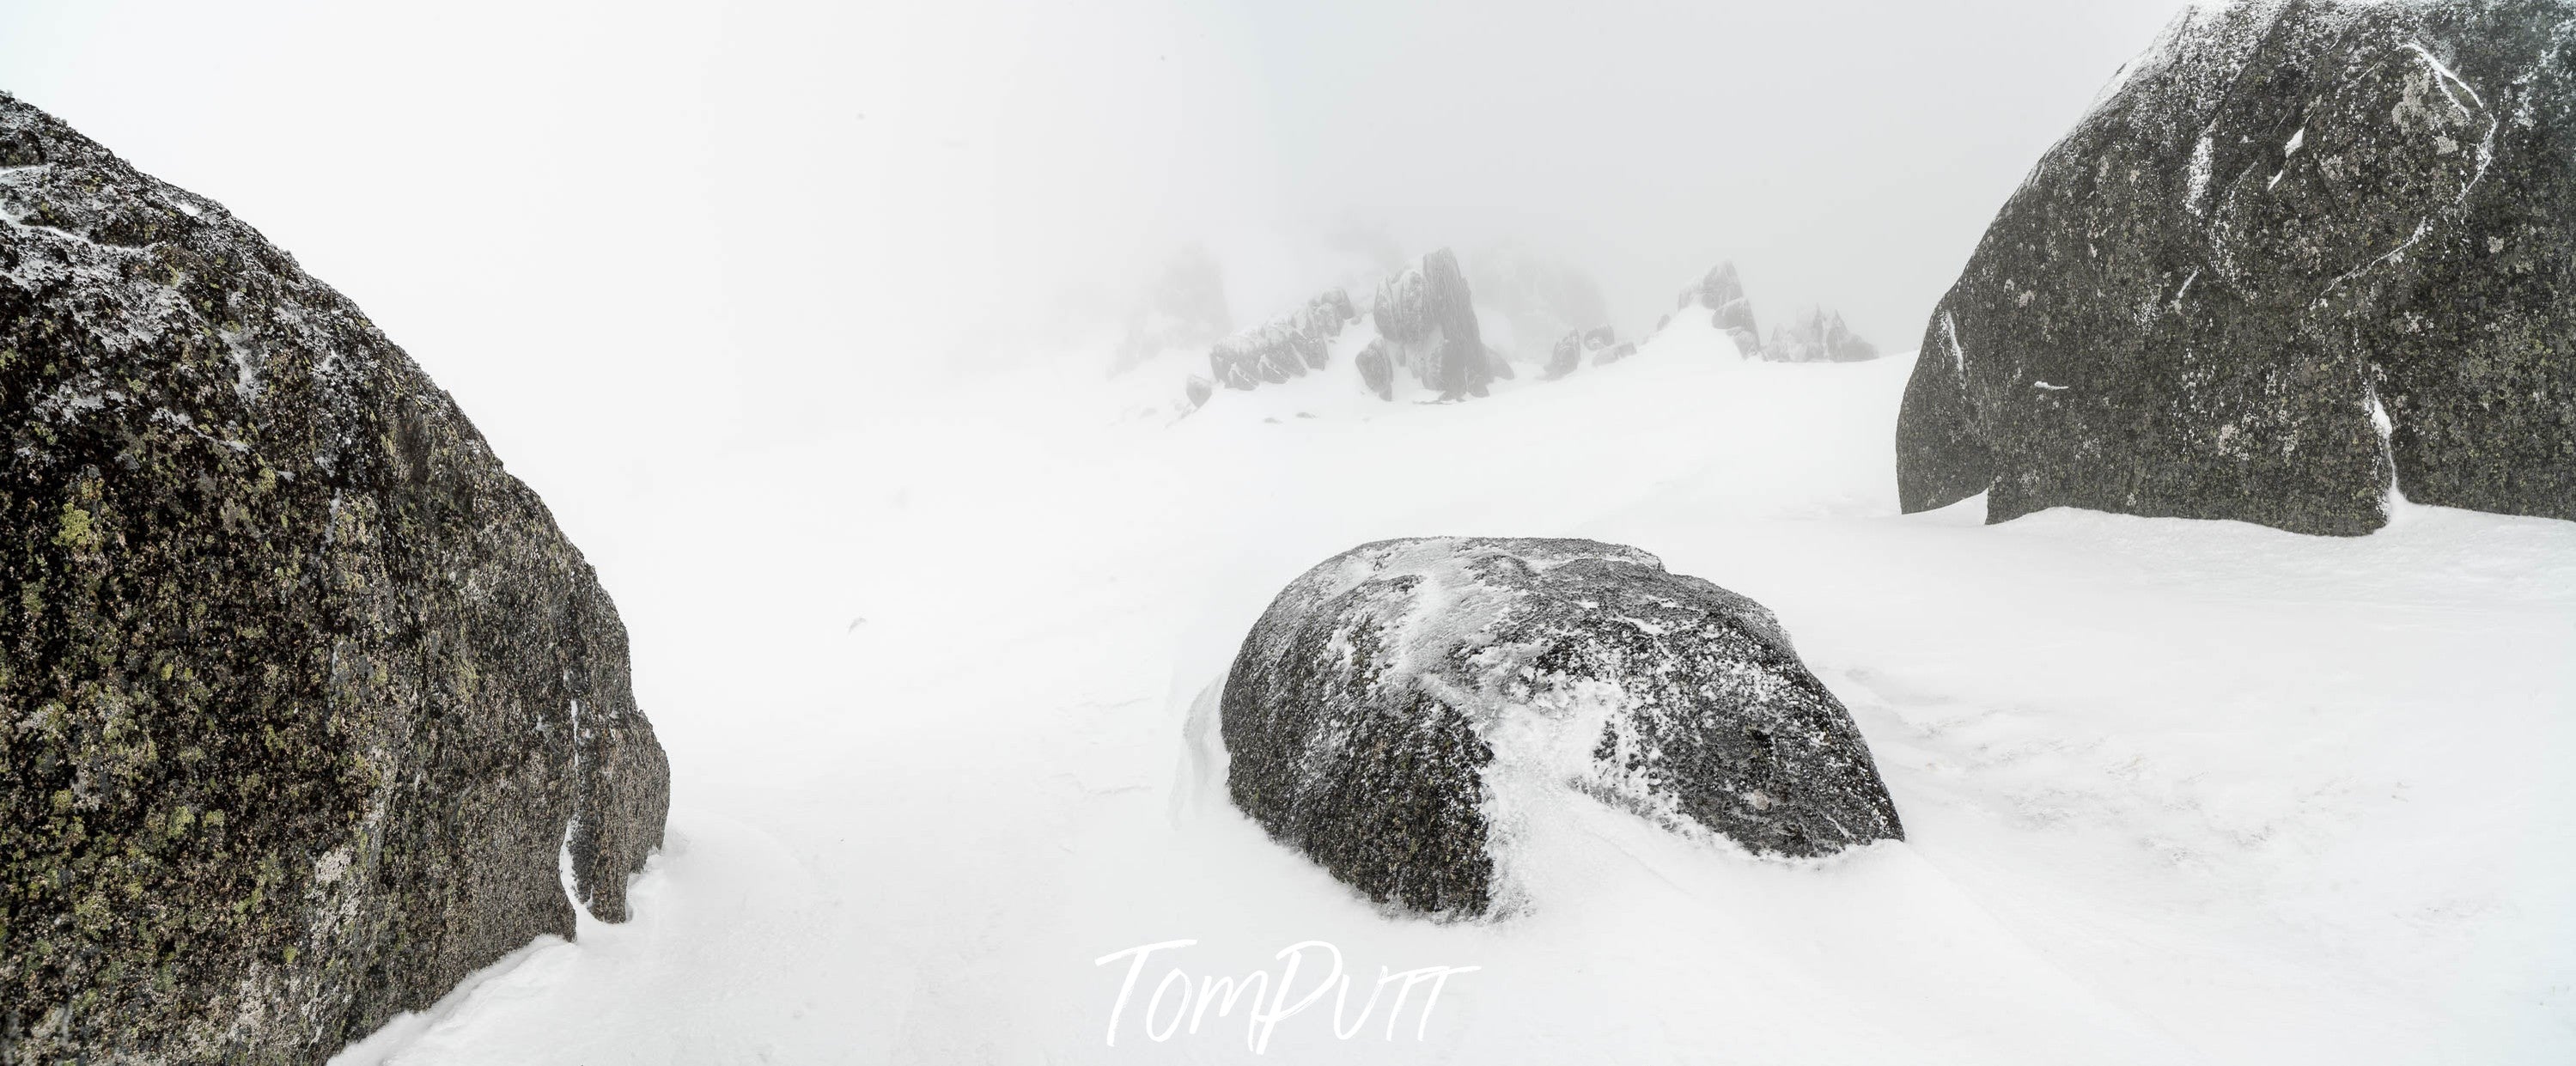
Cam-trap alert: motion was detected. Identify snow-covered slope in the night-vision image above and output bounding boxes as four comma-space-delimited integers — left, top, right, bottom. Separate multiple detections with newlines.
336, 317, 2576, 1064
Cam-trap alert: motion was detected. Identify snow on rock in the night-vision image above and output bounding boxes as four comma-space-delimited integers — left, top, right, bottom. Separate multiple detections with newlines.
1372, 247, 1495, 400
1765, 306, 1883, 363
1187, 247, 1506, 411
1678, 261, 1764, 357
1544, 326, 1630, 379
1544, 331, 1586, 380
1207, 288, 1356, 391
1180, 247, 1679, 413
327, 325, 2576, 1063
1355, 338, 1396, 400
1220, 537, 1903, 918
1898, 0, 2576, 535
1660, 261, 1877, 364
0, 92, 668, 1063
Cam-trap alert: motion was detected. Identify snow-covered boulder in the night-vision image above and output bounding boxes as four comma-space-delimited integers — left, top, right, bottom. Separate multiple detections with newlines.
1221, 538, 1903, 917
1765, 307, 1880, 363
1207, 288, 1354, 389
1356, 338, 1395, 400
1538, 326, 1624, 378
1898, 0, 2576, 534
1372, 248, 1494, 400
1587, 325, 1637, 366
1681, 261, 1763, 357
0, 94, 668, 1061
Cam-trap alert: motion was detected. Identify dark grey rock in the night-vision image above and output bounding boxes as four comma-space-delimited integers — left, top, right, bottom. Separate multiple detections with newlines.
0, 94, 668, 1063
1594, 340, 1638, 365
1356, 339, 1394, 400
1213, 352, 1258, 391
1206, 289, 1352, 393
1581, 325, 1616, 350
1544, 332, 1584, 381
1486, 344, 1517, 381
1765, 307, 1881, 363
1680, 262, 1763, 357
1183, 374, 1214, 411
1221, 538, 1902, 918
1898, 0, 2576, 534
1373, 248, 1493, 400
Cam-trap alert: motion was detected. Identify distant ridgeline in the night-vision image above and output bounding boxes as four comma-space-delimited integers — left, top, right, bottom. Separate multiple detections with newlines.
1656, 261, 1883, 364
1176, 251, 1883, 416
1899, 0, 2576, 535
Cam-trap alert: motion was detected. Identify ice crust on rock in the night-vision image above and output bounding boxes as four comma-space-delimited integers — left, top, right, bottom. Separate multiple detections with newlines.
1221, 537, 1903, 918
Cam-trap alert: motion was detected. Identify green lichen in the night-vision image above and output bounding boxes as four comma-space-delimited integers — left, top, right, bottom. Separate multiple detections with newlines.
3, 89, 668, 1064
52, 502, 95, 551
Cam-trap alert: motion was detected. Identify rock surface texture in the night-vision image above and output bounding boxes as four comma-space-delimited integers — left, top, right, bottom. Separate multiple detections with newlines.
0, 94, 668, 1061
1898, 0, 2576, 534
1221, 538, 1902, 918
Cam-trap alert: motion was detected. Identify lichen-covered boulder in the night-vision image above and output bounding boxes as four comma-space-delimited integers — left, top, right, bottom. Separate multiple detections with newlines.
0, 94, 667, 1062
1372, 248, 1493, 400
1765, 307, 1880, 363
1221, 538, 1902, 917
1898, 0, 2576, 534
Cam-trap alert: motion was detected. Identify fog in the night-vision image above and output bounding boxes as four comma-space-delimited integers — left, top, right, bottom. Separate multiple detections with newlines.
3, 0, 2185, 521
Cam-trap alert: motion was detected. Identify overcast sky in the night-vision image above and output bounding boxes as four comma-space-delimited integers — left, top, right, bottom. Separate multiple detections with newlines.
2, 0, 2189, 506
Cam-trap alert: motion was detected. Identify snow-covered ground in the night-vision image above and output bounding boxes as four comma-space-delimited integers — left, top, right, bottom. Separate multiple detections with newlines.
338, 314, 2576, 1064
